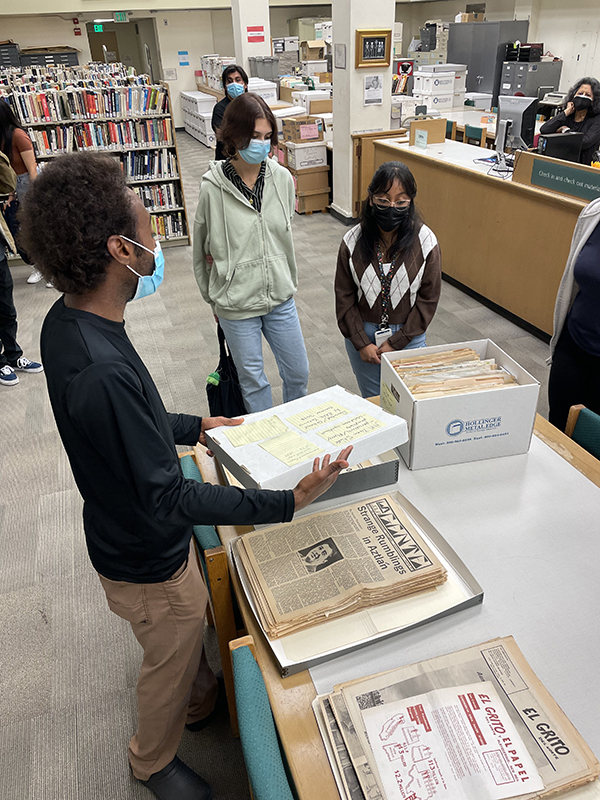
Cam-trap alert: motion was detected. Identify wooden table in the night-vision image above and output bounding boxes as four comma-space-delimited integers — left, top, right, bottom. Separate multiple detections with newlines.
192, 414, 600, 800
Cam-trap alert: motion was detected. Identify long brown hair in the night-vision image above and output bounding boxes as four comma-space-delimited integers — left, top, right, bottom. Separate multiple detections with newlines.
219, 92, 278, 158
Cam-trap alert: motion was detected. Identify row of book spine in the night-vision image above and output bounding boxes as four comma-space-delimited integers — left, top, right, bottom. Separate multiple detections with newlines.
131, 183, 181, 211
5, 85, 169, 125
27, 118, 173, 156
151, 212, 185, 240
123, 149, 179, 181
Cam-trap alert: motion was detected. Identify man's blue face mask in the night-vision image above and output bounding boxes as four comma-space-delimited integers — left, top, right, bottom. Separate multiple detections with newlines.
120, 235, 165, 301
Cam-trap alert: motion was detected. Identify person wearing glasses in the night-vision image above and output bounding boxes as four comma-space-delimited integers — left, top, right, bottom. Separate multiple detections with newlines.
335, 161, 441, 398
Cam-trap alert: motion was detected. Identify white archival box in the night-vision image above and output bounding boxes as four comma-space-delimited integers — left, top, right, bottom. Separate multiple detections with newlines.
204, 385, 408, 491
380, 339, 540, 470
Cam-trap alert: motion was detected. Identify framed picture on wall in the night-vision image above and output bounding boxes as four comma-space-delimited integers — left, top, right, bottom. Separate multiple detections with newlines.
355, 29, 392, 69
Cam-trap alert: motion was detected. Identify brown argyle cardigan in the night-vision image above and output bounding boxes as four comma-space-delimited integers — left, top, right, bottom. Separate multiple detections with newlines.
334, 221, 441, 352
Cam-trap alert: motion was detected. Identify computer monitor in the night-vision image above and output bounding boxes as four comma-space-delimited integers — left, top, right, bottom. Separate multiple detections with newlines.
495, 96, 538, 151
538, 132, 584, 164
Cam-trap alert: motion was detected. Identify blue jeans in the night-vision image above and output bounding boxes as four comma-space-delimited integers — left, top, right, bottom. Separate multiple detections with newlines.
217, 297, 309, 413
345, 322, 427, 399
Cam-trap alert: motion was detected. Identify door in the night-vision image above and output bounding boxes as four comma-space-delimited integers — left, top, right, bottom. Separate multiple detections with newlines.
568, 31, 598, 89
87, 30, 120, 64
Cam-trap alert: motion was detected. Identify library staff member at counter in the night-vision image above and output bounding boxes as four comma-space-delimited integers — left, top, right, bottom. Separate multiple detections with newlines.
20, 152, 351, 800
539, 77, 600, 165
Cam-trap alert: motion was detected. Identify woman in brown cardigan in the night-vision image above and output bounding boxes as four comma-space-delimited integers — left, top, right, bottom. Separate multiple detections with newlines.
335, 161, 442, 397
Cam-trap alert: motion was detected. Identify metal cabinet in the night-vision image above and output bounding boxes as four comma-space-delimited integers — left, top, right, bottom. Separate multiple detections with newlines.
499, 60, 562, 97
448, 20, 529, 104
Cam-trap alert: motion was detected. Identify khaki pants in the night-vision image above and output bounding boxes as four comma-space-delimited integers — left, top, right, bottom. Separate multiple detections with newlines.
98, 542, 218, 780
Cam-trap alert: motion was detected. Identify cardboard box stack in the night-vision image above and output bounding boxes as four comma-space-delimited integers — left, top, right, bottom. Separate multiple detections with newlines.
199, 54, 236, 92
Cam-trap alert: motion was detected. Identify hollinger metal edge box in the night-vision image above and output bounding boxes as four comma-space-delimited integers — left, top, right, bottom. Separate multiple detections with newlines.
380, 339, 540, 470
204, 385, 408, 492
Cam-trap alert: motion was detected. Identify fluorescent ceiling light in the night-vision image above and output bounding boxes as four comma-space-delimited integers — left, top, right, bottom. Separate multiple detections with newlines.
93, 18, 115, 22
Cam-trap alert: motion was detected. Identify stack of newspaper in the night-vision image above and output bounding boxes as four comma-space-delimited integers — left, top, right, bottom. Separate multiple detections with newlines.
391, 348, 517, 398
315, 636, 599, 800
234, 494, 447, 639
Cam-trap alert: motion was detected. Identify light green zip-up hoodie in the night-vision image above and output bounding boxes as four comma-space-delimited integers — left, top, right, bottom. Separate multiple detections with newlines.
193, 157, 297, 320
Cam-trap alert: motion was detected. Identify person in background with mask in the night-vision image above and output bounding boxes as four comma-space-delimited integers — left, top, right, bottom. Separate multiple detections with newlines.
539, 77, 600, 165
211, 64, 248, 161
194, 92, 309, 413
19, 152, 351, 800
335, 161, 441, 399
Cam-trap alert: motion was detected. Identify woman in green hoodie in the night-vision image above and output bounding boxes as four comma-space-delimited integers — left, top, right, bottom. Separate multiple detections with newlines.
193, 92, 309, 413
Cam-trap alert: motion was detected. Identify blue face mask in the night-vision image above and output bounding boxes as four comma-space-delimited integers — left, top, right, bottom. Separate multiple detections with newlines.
120, 235, 165, 301
226, 82, 245, 99
238, 139, 271, 164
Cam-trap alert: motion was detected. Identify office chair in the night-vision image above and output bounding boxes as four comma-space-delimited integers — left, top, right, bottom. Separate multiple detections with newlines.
464, 98, 475, 106
230, 636, 296, 800
464, 124, 487, 147
565, 405, 600, 460
446, 119, 457, 140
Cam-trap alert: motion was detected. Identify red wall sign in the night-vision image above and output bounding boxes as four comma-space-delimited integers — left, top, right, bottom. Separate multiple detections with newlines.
247, 25, 265, 44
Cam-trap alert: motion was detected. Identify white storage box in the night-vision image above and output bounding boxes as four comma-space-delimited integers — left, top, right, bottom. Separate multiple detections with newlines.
453, 91, 466, 107
301, 59, 328, 76
272, 105, 307, 134
284, 36, 300, 52
465, 92, 492, 111
285, 140, 327, 170
248, 78, 278, 103
414, 71, 455, 95
418, 63, 467, 92
413, 91, 453, 111
380, 340, 540, 471
204, 385, 408, 491
317, 111, 333, 142
180, 90, 216, 114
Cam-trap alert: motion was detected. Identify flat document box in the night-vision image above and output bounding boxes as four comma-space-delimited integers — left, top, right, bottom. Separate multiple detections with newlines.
205, 385, 408, 491
231, 487, 483, 676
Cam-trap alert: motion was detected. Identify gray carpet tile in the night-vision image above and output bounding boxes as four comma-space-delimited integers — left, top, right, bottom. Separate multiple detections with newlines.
0, 131, 552, 798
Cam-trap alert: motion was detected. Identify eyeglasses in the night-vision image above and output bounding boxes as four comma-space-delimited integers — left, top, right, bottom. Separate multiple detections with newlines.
372, 197, 411, 209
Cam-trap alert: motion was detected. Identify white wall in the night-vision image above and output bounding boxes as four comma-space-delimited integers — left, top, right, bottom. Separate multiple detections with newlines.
0, 14, 92, 63
269, 4, 331, 37
211, 9, 235, 57
153, 10, 215, 126
536, 0, 600, 91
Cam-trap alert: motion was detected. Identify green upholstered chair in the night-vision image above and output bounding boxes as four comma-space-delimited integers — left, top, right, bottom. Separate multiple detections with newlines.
179, 454, 220, 559
446, 119, 457, 140
464, 98, 475, 106
464, 124, 487, 146
230, 637, 296, 800
565, 406, 600, 460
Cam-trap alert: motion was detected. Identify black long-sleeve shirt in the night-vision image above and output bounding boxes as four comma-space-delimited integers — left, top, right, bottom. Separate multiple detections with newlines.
41, 297, 294, 583
211, 97, 230, 161
539, 111, 600, 165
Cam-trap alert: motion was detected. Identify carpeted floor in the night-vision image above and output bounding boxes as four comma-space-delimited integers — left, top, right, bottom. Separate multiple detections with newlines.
0, 131, 552, 799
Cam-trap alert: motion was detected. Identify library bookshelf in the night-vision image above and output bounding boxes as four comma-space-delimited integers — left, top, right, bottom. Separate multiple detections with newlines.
1, 63, 190, 247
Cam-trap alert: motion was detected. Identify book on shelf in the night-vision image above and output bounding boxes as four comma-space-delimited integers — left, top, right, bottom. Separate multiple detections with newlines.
150, 211, 186, 241
317, 636, 600, 800
123, 148, 179, 181
131, 182, 181, 211
27, 118, 173, 157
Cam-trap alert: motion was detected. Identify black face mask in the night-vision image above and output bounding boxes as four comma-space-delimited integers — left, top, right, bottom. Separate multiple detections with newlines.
372, 204, 410, 232
574, 95, 592, 112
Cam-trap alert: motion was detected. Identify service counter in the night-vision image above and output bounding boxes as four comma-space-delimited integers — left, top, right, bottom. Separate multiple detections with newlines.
373, 138, 587, 336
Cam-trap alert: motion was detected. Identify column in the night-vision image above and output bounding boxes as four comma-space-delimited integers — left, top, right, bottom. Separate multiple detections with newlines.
514, 0, 541, 40
331, 0, 396, 222
231, 0, 271, 74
